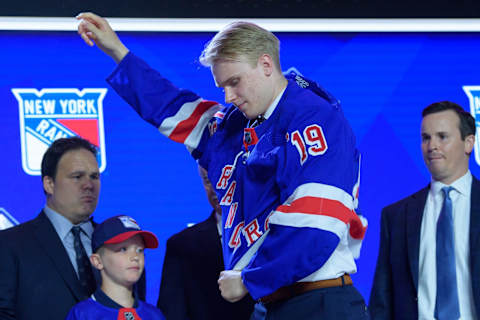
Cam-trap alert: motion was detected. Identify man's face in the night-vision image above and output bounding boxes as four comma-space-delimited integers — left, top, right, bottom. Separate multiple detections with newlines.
96, 235, 145, 288
211, 56, 274, 120
44, 148, 100, 224
421, 110, 474, 184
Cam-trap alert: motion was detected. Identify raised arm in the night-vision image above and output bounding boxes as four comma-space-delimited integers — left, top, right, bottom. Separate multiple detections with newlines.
76, 12, 129, 64
77, 13, 223, 159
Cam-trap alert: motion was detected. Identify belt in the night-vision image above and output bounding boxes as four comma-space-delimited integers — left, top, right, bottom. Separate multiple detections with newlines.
259, 274, 353, 305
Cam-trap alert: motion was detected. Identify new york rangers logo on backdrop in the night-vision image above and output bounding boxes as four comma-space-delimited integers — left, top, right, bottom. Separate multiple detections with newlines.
462, 86, 480, 167
12, 88, 107, 175
0, 208, 19, 231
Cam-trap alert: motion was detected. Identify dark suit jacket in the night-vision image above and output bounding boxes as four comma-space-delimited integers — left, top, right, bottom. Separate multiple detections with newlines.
0, 211, 93, 320
157, 211, 254, 320
369, 176, 480, 319
0, 210, 147, 320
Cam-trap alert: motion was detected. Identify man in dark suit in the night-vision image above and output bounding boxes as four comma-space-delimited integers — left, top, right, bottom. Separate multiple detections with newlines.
157, 165, 254, 320
369, 101, 480, 319
0, 137, 100, 320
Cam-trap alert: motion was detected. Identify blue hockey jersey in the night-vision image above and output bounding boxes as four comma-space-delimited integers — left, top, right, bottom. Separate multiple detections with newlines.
107, 52, 367, 300
65, 289, 164, 319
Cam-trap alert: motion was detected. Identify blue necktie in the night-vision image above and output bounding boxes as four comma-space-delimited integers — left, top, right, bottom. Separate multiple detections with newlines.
71, 226, 96, 296
435, 186, 460, 320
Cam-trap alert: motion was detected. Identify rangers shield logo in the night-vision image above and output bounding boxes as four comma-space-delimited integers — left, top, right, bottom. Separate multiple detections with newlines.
0, 208, 19, 230
12, 88, 107, 175
462, 86, 480, 166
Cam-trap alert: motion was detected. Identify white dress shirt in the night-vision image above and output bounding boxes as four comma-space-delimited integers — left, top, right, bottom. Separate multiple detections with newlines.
418, 171, 477, 319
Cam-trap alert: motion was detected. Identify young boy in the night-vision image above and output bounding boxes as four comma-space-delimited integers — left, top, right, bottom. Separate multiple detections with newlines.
66, 215, 165, 319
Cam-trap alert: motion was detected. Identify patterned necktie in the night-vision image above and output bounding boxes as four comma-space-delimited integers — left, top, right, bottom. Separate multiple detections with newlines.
435, 186, 460, 320
71, 226, 96, 296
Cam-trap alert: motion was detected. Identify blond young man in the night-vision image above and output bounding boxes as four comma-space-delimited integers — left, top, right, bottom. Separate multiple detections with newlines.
77, 13, 368, 319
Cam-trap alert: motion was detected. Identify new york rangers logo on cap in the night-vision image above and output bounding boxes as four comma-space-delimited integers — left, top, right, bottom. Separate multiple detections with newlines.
12, 88, 107, 175
462, 86, 480, 167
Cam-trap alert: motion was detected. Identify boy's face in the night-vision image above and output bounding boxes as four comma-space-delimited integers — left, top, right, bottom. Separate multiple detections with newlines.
95, 234, 145, 288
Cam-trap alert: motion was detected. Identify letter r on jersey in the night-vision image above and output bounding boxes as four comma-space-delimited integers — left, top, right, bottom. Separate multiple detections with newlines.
216, 165, 234, 189
244, 219, 263, 247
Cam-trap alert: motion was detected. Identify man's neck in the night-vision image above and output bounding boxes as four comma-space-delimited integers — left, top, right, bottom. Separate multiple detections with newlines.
262, 76, 288, 119
432, 168, 470, 186
45, 201, 90, 225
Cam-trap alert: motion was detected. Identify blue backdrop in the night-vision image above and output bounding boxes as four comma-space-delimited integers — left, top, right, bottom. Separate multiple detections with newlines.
1, 30, 480, 304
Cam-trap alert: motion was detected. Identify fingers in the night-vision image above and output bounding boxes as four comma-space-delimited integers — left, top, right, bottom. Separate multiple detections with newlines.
76, 12, 102, 25
75, 12, 128, 63
77, 19, 99, 46
79, 32, 93, 46
217, 270, 247, 302
218, 271, 225, 285
76, 12, 110, 32
76, 12, 107, 46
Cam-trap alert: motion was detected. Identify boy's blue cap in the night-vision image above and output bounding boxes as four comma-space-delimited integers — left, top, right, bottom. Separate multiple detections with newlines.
92, 215, 158, 252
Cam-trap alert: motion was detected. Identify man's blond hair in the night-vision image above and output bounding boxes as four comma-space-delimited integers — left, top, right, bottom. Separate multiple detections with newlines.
199, 21, 281, 70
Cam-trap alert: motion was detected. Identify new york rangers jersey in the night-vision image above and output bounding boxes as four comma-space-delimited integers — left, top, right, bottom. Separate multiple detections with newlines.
108, 52, 367, 300
65, 294, 164, 320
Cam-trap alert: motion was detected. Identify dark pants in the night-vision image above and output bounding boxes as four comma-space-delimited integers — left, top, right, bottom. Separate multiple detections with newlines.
250, 285, 370, 320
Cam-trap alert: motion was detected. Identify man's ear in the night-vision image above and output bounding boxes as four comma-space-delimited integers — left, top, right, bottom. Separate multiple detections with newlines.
90, 253, 103, 271
43, 176, 55, 196
258, 54, 274, 77
465, 134, 475, 155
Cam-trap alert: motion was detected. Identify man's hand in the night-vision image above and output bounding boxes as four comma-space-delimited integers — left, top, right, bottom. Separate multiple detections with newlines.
218, 270, 248, 302
76, 12, 129, 64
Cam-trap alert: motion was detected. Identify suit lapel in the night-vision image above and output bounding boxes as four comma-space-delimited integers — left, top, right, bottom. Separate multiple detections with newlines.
406, 187, 429, 291
469, 177, 480, 316
31, 211, 87, 301
469, 177, 480, 256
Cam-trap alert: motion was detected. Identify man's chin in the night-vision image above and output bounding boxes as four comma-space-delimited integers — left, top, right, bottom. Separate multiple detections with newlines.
430, 170, 448, 182
239, 107, 258, 120
244, 112, 257, 120
79, 206, 96, 219
427, 162, 443, 173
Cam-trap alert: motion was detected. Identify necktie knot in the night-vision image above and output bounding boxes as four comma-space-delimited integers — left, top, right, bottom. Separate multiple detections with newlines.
71, 226, 82, 237
441, 186, 454, 199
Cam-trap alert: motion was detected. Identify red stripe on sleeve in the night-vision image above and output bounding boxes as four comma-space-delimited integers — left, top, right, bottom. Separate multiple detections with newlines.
169, 100, 218, 143
276, 196, 366, 239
